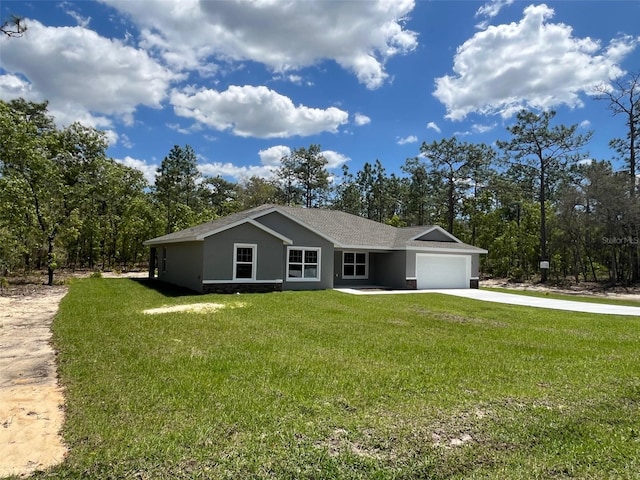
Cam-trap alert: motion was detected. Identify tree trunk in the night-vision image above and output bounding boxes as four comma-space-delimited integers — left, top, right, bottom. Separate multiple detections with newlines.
539, 166, 548, 283
447, 179, 455, 234
47, 235, 55, 286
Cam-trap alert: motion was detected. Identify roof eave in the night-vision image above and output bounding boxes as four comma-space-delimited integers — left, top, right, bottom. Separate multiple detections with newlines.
143, 236, 201, 246
405, 246, 488, 254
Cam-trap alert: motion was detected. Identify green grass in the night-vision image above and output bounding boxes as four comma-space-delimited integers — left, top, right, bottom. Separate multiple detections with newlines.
27, 278, 640, 479
483, 286, 640, 307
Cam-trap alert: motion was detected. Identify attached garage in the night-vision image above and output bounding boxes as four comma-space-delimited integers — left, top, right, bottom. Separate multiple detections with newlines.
416, 253, 470, 289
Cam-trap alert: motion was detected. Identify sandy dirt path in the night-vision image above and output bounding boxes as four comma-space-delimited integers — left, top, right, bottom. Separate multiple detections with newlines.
0, 286, 68, 478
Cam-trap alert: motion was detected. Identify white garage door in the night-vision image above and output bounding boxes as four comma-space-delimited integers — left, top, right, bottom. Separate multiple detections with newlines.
416, 254, 470, 289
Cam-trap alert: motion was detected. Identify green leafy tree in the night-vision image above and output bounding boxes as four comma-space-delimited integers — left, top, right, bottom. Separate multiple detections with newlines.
497, 110, 592, 282
154, 144, 202, 234
0, 99, 111, 284
595, 73, 640, 281
277, 144, 329, 208
332, 165, 363, 215
0, 100, 62, 284
201, 175, 242, 217
239, 176, 282, 209
402, 157, 433, 226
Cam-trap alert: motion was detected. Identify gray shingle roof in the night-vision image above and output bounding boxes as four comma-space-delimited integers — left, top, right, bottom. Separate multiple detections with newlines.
143, 204, 273, 245
144, 204, 486, 253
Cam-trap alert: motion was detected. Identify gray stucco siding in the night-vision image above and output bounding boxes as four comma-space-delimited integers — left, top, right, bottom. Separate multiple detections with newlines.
158, 241, 204, 292
333, 250, 377, 288
372, 251, 407, 289
416, 229, 457, 242
471, 253, 480, 277
202, 222, 284, 282
256, 212, 334, 290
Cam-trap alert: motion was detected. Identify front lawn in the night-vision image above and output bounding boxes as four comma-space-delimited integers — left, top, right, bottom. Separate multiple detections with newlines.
34, 279, 640, 479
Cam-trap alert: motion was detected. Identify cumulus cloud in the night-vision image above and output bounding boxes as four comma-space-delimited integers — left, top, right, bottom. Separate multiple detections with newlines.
472, 123, 497, 134
259, 145, 291, 166
197, 145, 348, 182
476, 0, 514, 19
0, 73, 121, 145
198, 162, 276, 181
115, 156, 158, 184
0, 74, 33, 99
397, 135, 418, 145
354, 113, 371, 126
426, 122, 441, 133
434, 4, 639, 120
0, 19, 178, 127
60, 2, 92, 28
321, 150, 350, 169
101, 0, 418, 89
170, 85, 349, 138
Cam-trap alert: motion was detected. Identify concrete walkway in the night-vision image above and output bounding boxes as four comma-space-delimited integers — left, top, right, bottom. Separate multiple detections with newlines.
335, 288, 640, 317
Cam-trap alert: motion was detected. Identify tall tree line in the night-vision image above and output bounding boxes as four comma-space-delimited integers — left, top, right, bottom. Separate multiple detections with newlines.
1, 73, 638, 284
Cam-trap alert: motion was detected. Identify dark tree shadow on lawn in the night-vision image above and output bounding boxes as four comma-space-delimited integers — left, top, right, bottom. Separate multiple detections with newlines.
129, 278, 201, 298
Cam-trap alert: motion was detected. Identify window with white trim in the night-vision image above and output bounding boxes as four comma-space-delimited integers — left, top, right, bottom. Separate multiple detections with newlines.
287, 247, 321, 281
233, 243, 256, 280
342, 251, 368, 279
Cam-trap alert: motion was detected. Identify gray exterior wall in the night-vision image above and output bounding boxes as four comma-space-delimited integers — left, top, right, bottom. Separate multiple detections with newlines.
372, 251, 407, 289
158, 241, 204, 292
332, 250, 407, 289
333, 250, 376, 288
256, 212, 334, 290
471, 253, 480, 277
202, 222, 284, 282
416, 229, 456, 242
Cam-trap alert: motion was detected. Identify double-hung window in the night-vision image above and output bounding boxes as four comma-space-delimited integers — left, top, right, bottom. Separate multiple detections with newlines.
287, 247, 320, 281
342, 251, 368, 279
233, 243, 256, 280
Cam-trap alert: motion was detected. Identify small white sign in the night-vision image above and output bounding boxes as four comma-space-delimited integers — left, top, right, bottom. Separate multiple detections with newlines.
539, 261, 550, 269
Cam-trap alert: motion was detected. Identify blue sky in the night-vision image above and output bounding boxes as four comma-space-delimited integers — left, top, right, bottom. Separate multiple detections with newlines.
1, 0, 639, 185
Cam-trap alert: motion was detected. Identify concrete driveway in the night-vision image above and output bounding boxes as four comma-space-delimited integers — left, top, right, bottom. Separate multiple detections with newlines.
336, 288, 640, 316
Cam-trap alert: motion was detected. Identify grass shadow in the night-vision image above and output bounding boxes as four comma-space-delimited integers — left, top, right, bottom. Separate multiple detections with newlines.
128, 277, 199, 298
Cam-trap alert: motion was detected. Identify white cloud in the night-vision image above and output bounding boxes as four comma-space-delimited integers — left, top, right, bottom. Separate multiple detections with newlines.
397, 135, 418, 145
198, 162, 276, 181
453, 122, 497, 137
197, 146, 348, 182
60, 2, 92, 28
120, 133, 133, 149
101, 0, 418, 89
475, 0, 515, 27
426, 122, 441, 133
115, 156, 158, 184
434, 4, 639, 120
170, 85, 349, 138
259, 145, 291, 167
321, 150, 350, 169
0, 19, 178, 127
472, 123, 496, 134
354, 113, 371, 126
0, 74, 33, 99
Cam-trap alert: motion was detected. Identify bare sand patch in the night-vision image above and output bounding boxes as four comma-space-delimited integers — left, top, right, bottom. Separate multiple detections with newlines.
0, 286, 68, 478
142, 302, 247, 315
